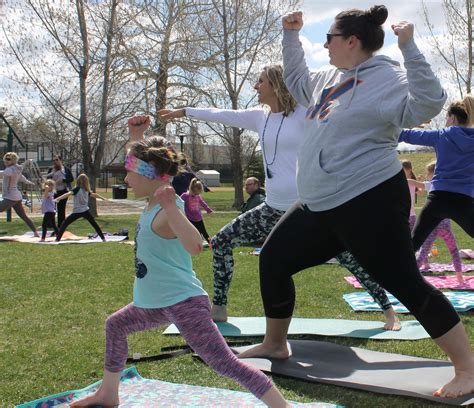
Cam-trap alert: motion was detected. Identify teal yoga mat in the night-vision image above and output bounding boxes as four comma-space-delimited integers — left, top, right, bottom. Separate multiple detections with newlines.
163, 317, 429, 340
344, 291, 474, 313
15, 367, 340, 408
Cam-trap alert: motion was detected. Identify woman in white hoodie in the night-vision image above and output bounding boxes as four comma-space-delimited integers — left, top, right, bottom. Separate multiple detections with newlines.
239, 6, 474, 399
0, 152, 38, 236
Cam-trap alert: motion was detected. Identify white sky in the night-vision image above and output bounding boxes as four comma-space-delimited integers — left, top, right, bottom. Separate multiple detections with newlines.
0, 0, 458, 117
299, 0, 447, 68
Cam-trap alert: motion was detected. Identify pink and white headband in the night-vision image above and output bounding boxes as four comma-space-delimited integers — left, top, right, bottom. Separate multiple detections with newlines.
125, 154, 169, 181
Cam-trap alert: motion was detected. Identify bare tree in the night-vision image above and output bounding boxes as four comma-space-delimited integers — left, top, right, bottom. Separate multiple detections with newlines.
2, 0, 140, 214
182, 0, 298, 208
118, 0, 219, 135
422, 0, 473, 97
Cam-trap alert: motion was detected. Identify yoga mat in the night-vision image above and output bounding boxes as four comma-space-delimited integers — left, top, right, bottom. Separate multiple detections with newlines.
15, 366, 340, 408
345, 275, 474, 290
419, 263, 474, 272
460, 249, 474, 259
164, 317, 429, 340
234, 340, 474, 406
343, 291, 474, 313
0, 231, 127, 244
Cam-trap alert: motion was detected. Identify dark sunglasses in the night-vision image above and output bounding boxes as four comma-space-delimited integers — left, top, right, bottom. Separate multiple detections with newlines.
326, 33, 345, 43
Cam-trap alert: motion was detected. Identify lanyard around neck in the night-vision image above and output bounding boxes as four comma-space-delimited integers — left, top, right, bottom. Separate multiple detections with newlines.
261, 113, 285, 179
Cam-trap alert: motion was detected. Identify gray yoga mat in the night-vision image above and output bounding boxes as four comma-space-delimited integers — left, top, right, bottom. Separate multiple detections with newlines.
234, 340, 474, 406
163, 317, 429, 340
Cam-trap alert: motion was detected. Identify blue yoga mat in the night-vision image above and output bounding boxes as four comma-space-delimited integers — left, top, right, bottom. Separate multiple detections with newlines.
343, 291, 474, 313
16, 367, 341, 408
164, 317, 429, 340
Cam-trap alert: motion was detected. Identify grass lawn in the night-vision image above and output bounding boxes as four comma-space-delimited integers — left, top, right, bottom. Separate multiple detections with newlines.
1, 191, 473, 407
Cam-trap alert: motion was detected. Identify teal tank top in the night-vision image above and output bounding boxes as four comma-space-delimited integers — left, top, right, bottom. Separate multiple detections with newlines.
133, 196, 207, 308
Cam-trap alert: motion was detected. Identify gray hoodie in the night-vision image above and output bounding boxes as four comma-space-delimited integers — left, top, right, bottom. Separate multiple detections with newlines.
282, 29, 447, 211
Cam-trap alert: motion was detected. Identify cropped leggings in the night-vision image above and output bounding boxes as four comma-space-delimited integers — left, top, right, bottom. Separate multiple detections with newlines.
260, 171, 460, 339
211, 202, 391, 310
413, 190, 474, 251
104, 296, 272, 399
416, 218, 462, 272
0, 199, 37, 233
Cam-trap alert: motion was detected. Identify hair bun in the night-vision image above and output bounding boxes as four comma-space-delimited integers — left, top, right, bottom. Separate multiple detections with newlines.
366, 5, 388, 25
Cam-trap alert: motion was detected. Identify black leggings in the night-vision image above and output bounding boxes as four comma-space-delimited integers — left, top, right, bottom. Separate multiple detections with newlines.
413, 190, 474, 251
190, 220, 210, 242
41, 212, 59, 240
56, 210, 105, 241
260, 170, 460, 339
54, 189, 69, 226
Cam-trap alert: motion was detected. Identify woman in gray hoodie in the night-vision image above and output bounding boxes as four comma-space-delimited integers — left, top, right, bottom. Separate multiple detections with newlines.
239, 5, 474, 399
0, 152, 38, 236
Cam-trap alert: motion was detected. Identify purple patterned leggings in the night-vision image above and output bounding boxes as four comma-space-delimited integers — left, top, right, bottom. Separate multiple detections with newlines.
104, 295, 272, 399
416, 219, 462, 272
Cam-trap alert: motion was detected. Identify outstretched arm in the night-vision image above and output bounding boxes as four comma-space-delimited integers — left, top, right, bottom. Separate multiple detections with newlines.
159, 106, 261, 132
154, 186, 202, 255
90, 192, 108, 201
55, 191, 73, 202
19, 174, 35, 185
158, 108, 185, 121
407, 179, 426, 190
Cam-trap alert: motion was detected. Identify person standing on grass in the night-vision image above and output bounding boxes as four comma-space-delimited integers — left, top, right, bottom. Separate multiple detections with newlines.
47, 155, 74, 227
180, 177, 214, 245
401, 160, 418, 231
238, 7, 474, 399
0, 152, 39, 237
40, 179, 59, 242
54, 174, 107, 242
172, 153, 211, 196
400, 94, 474, 282
69, 114, 290, 408
159, 65, 401, 330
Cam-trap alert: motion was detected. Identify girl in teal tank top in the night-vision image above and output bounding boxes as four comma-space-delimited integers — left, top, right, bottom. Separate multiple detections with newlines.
71, 115, 288, 408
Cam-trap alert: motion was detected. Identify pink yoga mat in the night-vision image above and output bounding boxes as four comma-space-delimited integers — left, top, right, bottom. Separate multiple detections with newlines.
345, 275, 474, 290
418, 263, 474, 272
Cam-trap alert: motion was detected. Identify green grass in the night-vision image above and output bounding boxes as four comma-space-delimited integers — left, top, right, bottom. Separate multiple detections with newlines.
1, 190, 473, 407
398, 152, 436, 179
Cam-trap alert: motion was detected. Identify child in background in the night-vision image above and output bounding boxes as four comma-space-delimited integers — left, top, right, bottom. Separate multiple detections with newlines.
70, 115, 289, 408
54, 174, 107, 242
401, 160, 418, 231
40, 179, 59, 241
180, 178, 213, 245
406, 161, 464, 284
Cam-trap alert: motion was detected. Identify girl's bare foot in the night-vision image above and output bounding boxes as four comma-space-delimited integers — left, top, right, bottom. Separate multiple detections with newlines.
211, 304, 228, 322
70, 389, 119, 407
433, 362, 474, 398
237, 342, 291, 360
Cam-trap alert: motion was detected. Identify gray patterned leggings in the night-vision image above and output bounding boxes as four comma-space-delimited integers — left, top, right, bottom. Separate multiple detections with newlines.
104, 296, 272, 398
211, 202, 391, 310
